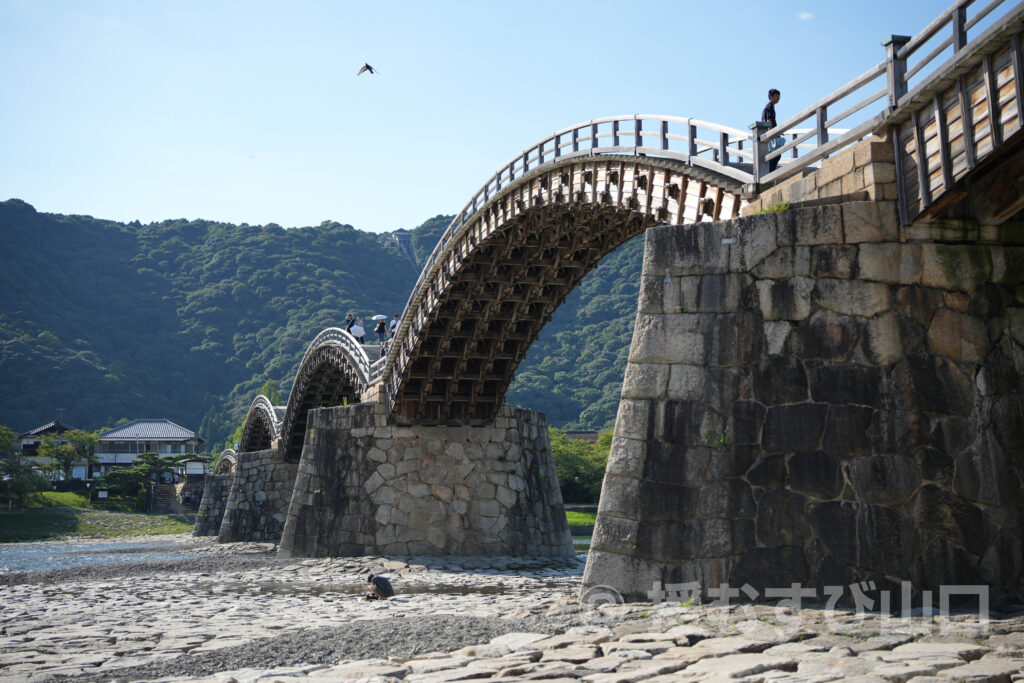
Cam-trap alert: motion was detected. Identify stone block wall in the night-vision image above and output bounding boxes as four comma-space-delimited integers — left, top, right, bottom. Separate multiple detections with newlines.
217, 448, 298, 543
279, 403, 573, 557
193, 474, 230, 537
583, 201, 1024, 603
744, 135, 898, 214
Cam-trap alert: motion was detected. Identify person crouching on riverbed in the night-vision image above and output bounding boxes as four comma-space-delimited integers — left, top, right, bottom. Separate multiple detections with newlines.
364, 574, 394, 601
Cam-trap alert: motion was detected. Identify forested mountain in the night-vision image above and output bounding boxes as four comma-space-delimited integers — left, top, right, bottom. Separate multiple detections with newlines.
0, 199, 643, 448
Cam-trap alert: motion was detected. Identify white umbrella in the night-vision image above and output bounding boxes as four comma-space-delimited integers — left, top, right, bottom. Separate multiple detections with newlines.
371, 314, 388, 321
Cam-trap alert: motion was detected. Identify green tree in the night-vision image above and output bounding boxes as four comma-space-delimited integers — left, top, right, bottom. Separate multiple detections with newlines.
64, 430, 99, 476
549, 427, 612, 503
38, 430, 99, 480
258, 379, 283, 404
0, 425, 15, 458
38, 435, 79, 480
0, 426, 50, 509
98, 451, 181, 498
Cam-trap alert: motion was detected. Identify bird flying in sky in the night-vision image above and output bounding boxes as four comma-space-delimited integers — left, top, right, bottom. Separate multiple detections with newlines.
357, 63, 376, 76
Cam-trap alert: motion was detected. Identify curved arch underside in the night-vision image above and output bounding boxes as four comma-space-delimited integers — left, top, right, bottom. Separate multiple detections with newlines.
386, 157, 745, 424
214, 450, 237, 475
239, 398, 281, 453
280, 346, 365, 462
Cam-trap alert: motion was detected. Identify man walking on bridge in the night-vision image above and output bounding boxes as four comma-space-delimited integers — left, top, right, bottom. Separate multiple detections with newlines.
762, 89, 782, 172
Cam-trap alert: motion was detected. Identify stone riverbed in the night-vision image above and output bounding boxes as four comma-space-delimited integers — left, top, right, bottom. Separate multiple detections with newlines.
1, 534, 1023, 682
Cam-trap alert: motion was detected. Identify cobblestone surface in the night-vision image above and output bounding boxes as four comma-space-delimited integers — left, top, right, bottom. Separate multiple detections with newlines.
2, 535, 1023, 682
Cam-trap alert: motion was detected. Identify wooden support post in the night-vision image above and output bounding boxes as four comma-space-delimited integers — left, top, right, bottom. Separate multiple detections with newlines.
612, 119, 620, 147
957, 75, 976, 171
884, 35, 911, 109
719, 131, 729, 165
688, 122, 698, 159
934, 94, 953, 192
634, 116, 642, 154
1012, 34, 1024, 132
661, 120, 669, 151
984, 53, 1002, 148
912, 109, 932, 210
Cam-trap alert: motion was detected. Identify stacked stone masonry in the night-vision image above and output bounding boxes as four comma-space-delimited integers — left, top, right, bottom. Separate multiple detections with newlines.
584, 200, 1024, 604
279, 403, 574, 557
216, 448, 297, 543
193, 474, 230, 537
744, 135, 898, 214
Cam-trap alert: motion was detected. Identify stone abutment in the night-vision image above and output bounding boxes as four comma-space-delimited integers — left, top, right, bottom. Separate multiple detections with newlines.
216, 449, 297, 544
192, 474, 230, 537
583, 200, 1024, 603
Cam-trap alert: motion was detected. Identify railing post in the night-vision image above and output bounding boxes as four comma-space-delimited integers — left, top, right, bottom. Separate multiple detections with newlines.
661, 120, 669, 151
884, 34, 912, 109
953, 6, 967, 52
634, 116, 642, 154
816, 105, 829, 147
750, 121, 771, 183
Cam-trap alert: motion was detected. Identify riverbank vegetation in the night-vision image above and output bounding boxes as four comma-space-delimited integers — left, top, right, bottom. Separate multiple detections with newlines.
549, 428, 612, 504
0, 492, 193, 542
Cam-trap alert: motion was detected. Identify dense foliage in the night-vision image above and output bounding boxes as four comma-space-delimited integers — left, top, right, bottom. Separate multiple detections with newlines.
549, 428, 612, 504
0, 199, 644, 448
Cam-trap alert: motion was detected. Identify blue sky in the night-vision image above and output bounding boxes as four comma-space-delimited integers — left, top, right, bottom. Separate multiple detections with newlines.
0, 1, 960, 233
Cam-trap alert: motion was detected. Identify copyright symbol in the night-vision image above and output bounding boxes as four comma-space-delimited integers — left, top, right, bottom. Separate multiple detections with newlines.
579, 584, 624, 624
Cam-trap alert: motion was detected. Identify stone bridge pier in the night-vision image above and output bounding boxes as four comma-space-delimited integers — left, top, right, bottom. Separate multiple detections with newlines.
583, 199, 1024, 603
278, 403, 573, 557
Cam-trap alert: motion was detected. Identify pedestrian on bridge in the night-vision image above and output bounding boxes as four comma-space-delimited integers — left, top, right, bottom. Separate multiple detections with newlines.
374, 318, 387, 343
389, 313, 399, 338
762, 88, 782, 172
350, 318, 365, 344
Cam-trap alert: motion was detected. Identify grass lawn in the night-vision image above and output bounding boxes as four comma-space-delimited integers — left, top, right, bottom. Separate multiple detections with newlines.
0, 492, 193, 542
566, 510, 596, 526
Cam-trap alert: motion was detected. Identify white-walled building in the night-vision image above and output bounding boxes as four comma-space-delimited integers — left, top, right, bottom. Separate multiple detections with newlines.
92, 419, 204, 479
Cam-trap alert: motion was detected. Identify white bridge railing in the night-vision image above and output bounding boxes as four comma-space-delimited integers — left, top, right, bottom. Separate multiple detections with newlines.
246, 395, 282, 438
297, 327, 374, 386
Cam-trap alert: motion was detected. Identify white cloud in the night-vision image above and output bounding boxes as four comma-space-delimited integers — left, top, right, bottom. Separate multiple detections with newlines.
797, 11, 813, 20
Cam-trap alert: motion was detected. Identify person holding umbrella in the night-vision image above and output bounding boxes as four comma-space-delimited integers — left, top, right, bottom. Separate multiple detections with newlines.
350, 317, 366, 344
372, 315, 388, 344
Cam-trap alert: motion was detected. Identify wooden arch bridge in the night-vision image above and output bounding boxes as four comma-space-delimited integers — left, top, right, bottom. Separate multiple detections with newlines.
240, 0, 1024, 460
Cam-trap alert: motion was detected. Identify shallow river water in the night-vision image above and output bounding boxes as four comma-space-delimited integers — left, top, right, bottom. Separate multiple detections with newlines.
0, 540, 193, 573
